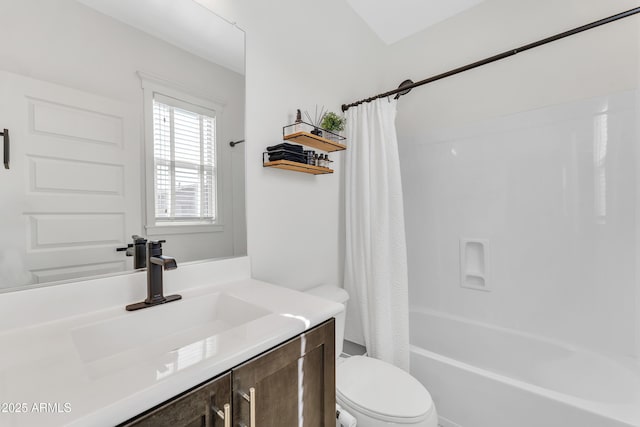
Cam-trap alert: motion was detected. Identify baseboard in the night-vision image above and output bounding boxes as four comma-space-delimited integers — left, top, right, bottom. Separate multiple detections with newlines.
439, 415, 463, 427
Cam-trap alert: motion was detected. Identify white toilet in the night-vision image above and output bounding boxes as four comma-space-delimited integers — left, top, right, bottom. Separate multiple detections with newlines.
306, 285, 438, 427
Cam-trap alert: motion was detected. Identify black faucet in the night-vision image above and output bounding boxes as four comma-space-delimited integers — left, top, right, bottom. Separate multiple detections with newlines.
126, 240, 181, 311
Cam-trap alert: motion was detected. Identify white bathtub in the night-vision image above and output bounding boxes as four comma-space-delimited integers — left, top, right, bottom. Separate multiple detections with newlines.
409, 309, 640, 427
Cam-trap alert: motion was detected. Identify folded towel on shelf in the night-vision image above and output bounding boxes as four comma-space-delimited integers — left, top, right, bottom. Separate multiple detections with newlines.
266, 143, 304, 152
268, 151, 307, 163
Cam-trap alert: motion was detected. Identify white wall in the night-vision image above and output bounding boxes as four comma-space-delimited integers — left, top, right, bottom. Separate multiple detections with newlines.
382, 0, 640, 357
196, 0, 385, 295
0, 0, 245, 271
385, 0, 640, 129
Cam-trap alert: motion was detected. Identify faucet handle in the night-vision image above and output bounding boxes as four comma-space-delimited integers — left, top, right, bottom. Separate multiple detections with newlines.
147, 239, 167, 257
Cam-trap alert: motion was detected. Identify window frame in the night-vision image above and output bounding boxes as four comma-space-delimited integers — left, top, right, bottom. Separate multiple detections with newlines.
139, 72, 226, 236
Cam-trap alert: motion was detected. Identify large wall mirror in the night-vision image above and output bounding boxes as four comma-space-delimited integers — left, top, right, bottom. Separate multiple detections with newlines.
0, 0, 246, 293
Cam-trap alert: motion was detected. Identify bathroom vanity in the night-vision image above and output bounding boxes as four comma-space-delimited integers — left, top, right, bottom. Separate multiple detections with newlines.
122, 319, 335, 426
0, 257, 342, 427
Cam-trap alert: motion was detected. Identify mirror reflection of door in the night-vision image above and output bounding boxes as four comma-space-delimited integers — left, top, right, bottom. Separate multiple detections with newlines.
0, 71, 141, 286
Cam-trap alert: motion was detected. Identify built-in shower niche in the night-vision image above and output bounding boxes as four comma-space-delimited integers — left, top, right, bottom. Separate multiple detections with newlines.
459, 239, 490, 291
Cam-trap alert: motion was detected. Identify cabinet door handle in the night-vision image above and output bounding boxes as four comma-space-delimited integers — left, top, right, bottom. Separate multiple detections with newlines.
212, 403, 231, 427
240, 387, 256, 427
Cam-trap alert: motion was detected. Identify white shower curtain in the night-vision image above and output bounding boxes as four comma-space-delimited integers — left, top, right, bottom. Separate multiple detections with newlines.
344, 98, 410, 371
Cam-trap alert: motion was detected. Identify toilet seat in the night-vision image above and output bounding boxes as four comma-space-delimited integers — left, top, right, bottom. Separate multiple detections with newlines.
336, 356, 435, 424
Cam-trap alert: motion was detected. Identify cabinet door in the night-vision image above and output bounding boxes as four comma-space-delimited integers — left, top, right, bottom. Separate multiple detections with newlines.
121, 372, 232, 427
233, 319, 335, 427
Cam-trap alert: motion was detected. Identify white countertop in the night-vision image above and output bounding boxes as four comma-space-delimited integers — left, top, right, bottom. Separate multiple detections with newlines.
0, 257, 343, 426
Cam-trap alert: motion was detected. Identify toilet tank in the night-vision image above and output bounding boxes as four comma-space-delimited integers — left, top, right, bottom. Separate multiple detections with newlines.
304, 285, 349, 357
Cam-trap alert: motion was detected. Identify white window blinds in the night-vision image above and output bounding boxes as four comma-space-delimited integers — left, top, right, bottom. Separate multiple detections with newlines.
153, 94, 216, 223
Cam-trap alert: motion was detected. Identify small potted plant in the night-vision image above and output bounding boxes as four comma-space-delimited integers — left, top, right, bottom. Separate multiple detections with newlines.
321, 111, 346, 141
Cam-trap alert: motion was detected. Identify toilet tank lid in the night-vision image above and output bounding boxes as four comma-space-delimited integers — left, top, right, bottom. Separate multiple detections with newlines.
337, 356, 433, 421
304, 285, 349, 304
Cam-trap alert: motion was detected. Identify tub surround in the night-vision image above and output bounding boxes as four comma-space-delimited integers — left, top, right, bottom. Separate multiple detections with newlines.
0, 257, 343, 427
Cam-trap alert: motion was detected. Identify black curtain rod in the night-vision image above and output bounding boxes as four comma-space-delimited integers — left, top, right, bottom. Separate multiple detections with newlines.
342, 6, 640, 112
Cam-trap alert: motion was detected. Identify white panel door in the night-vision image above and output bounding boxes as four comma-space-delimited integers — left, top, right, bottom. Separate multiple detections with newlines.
0, 71, 141, 289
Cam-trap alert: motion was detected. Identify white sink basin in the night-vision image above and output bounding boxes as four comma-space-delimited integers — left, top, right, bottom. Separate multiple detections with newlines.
71, 292, 270, 365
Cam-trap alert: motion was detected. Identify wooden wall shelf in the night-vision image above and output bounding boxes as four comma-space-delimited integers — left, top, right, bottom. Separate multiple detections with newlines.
264, 159, 333, 175
283, 131, 346, 152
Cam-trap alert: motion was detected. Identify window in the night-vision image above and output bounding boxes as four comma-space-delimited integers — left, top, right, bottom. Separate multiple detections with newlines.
152, 94, 216, 224
139, 72, 224, 235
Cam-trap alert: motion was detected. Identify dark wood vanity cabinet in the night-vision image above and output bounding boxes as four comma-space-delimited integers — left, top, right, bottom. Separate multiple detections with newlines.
233, 318, 335, 426
121, 319, 335, 427
121, 372, 231, 427
122, 372, 231, 427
